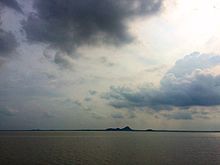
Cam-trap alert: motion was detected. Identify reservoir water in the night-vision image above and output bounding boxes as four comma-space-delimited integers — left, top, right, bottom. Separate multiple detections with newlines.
0, 131, 220, 165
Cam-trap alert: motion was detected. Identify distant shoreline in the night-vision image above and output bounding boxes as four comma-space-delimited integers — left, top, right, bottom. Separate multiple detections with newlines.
1, 126, 220, 133
0, 130, 220, 133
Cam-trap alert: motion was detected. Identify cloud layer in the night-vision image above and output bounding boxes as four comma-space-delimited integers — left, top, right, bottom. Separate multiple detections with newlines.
23, 0, 163, 54
0, 0, 22, 13
0, 0, 20, 57
0, 29, 17, 57
105, 52, 220, 110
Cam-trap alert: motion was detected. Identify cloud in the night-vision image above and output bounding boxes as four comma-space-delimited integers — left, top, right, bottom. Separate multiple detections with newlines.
100, 57, 115, 67
104, 52, 220, 110
162, 111, 193, 120
0, 0, 21, 57
111, 113, 124, 119
23, 0, 163, 54
89, 90, 97, 95
0, 106, 16, 116
0, 0, 22, 13
167, 52, 220, 78
0, 29, 17, 57
42, 111, 55, 118
144, 65, 167, 73
84, 97, 92, 102
54, 52, 73, 69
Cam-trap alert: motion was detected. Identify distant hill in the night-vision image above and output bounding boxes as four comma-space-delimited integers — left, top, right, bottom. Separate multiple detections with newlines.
106, 126, 133, 131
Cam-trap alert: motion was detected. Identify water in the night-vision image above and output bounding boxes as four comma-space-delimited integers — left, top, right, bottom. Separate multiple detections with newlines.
0, 131, 220, 165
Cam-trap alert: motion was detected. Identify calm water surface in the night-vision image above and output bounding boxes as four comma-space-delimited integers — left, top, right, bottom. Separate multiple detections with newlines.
0, 131, 220, 165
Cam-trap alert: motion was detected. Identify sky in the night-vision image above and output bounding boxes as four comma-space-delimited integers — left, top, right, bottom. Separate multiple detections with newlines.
1, 0, 220, 130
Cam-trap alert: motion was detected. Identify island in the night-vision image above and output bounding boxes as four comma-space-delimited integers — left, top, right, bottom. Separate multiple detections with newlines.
106, 126, 133, 131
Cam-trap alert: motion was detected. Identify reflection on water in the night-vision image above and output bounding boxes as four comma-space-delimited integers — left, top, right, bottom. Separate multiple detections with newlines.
0, 131, 220, 165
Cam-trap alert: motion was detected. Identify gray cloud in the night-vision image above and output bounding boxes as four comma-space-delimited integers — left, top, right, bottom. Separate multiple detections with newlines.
162, 111, 193, 120
0, 0, 21, 57
105, 53, 220, 110
0, 29, 17, 57
0, 106, 15, 116
167, 52, 220, 78
144, 65, 167, 74
89, 90, 97, 96
111, 113, 124, 119
42, 111, 55, 119
54, 52, 73, 69
84, 97, 91, 102
23, 0, 163, 54
100, 57, 115, 67
0, 0, 22, 13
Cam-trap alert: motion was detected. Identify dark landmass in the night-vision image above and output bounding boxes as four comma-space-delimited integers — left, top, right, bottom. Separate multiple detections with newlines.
1, 126, 220, 132
106, 126, 133, 131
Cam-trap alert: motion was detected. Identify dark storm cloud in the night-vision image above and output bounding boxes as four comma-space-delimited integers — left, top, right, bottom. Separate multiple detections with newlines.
0, 0, 22, 13
104, 53, 220, 110
0, 29, 17, 57
23, 0, 163, 54
0, 0, 21, 57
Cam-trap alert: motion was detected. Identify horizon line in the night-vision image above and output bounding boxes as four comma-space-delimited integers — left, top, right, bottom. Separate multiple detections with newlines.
0, 128, 220, 132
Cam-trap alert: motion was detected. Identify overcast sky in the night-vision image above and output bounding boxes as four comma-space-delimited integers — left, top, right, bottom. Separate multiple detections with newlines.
1, 0, 220, 130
